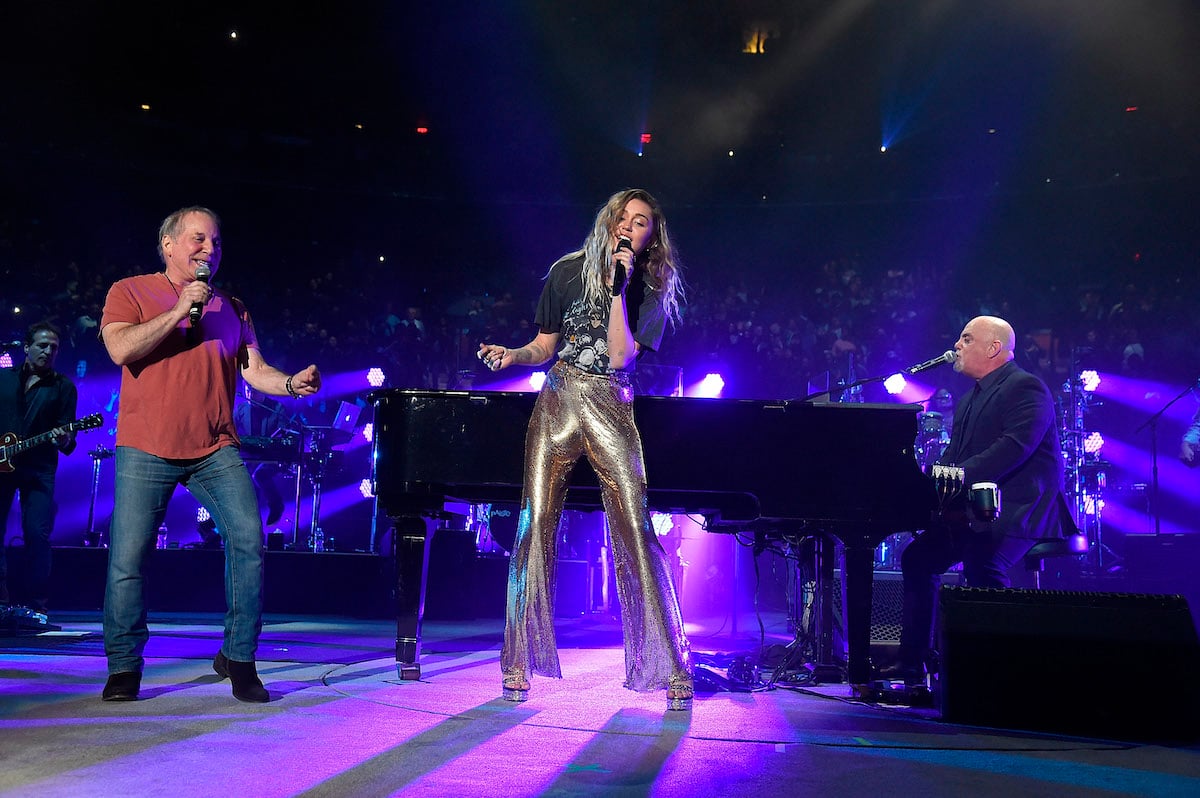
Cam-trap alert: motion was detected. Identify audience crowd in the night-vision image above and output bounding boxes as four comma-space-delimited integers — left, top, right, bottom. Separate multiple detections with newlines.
3, 206, 1198, 407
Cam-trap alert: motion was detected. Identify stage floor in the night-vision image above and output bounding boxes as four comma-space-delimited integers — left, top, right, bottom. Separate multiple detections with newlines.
2, 610, 1199, 797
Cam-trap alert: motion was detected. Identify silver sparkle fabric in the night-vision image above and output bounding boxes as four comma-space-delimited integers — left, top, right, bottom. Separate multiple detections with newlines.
501, 360, 691, 691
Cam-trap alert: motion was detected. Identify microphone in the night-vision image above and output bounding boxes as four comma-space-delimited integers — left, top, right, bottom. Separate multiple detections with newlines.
2, 340, 23, 348
612, 236, 632, 297
189, 264, 211, 326
905, 350, 957, 374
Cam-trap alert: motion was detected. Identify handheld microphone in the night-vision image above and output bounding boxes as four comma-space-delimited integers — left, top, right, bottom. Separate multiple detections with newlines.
905, 350, 957, 374
189, 264, 211, 326
612, 236, 632, 297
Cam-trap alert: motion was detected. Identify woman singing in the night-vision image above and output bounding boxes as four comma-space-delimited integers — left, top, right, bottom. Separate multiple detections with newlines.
477, 188, 692, 710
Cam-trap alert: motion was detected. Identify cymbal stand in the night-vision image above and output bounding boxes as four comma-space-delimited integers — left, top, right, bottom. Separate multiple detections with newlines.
83, 445, 114, 547
303, 430, 335, 552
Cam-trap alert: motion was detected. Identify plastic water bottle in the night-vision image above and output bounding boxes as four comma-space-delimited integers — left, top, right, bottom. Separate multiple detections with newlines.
156, 522, 168, 550
312, 527, 325, 553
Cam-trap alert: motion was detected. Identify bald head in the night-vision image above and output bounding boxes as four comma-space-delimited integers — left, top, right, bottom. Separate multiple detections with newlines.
953, 315, 1016, 380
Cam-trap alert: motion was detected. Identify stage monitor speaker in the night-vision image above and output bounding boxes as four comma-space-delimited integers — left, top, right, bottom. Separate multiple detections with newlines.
937, 586, 1200, 741
833, 570, 959, 645
833, 570, 904, 644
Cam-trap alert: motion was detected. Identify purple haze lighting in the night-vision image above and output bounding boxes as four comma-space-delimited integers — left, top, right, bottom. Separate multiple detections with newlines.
1086, 373, 1196, 421
889, 379, 935, 405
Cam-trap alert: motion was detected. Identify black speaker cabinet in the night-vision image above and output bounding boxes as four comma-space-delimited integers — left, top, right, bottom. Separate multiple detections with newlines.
937, 586, 1200, 741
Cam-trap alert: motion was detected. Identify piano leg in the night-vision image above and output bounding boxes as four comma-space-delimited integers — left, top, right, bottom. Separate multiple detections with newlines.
842, 541, 876, 688
811, 534, 843, 682
394, 516, 432, 680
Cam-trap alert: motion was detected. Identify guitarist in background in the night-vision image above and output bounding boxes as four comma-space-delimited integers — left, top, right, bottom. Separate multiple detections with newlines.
0, 321, 78, 615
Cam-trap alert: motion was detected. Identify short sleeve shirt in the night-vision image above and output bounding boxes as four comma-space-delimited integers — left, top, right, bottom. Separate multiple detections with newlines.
534, 255, 667, 375
101, 273, 258, 459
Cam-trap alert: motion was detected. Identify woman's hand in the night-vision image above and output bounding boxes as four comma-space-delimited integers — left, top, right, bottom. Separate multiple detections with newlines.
611, 236, 636, 297
477, 343, 510, 372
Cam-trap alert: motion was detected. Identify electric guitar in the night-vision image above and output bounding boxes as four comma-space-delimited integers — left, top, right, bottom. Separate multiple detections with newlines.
0, 413, 103, 472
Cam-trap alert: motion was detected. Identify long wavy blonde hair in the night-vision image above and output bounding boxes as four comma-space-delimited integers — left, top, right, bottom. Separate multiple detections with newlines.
551, 188, 685, 324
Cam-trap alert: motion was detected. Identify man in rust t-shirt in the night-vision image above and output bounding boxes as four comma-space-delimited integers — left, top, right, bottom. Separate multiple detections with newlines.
98, 206, 321, 704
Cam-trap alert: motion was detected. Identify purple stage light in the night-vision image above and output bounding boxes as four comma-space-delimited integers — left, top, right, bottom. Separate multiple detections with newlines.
367, 367, 386, 388
688, 373, 725, 398
358, 478, 374, 499
529, 371, 546, 391
883, 373, 907, 395
1080, 370, 1101, 392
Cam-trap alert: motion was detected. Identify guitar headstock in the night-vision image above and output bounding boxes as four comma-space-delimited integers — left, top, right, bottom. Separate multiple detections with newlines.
76, 413, 104, 431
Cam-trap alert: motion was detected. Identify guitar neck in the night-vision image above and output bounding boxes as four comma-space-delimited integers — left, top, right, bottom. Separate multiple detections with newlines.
3, 429, 64, 458
1, 417, 94, 459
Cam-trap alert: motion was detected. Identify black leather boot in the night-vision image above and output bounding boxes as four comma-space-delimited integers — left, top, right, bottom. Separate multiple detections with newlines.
102, 671, 142, 701
213, 651, 269, 703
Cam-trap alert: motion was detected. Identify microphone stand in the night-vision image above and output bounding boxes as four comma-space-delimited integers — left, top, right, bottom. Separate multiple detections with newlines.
1132, 382, 1194, 536
801, 373, 889, 403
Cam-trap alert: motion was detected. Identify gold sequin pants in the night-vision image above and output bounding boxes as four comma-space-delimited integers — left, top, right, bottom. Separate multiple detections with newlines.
501, 360, 691, 691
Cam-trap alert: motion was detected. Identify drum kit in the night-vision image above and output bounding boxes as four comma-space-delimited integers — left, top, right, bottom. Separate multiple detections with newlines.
871, 403, 951, 570
80, 394, 361, 552
240, 398, 361, 551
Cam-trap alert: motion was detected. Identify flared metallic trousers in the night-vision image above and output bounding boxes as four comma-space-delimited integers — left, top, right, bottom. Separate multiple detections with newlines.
501, 360, 691, 691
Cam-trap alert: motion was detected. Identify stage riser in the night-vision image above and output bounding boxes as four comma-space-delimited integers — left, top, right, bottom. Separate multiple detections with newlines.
6, 546, 392, 618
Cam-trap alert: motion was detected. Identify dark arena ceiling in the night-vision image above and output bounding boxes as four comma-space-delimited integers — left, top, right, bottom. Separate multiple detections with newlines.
7, 1, 1199, 205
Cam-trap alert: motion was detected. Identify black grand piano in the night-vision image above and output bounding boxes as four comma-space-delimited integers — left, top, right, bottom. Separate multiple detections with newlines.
369, 389, 936, 685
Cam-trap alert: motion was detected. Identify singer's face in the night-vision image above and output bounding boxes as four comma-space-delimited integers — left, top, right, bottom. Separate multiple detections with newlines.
163, 211, 222, 280
953, 319, 998, 379
612, 198, 655, 255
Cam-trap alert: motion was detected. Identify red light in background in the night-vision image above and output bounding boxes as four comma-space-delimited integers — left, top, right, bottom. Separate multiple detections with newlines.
1125, 106, 1138, 113
416, 126, 429, 135
640, 133, 652, 144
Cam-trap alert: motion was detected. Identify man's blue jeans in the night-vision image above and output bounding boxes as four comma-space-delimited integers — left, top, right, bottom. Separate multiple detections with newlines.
104, 445, 264, 674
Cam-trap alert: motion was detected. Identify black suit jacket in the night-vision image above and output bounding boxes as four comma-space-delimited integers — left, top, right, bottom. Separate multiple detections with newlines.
941, 359, 1072, 541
